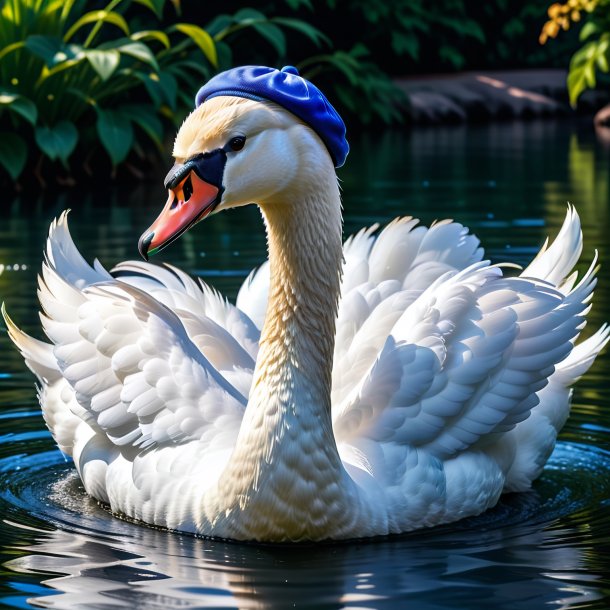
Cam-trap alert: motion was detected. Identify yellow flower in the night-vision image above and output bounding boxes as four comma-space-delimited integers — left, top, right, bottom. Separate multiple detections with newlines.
571, 9, 581, 20
547, 20, 561, 37
548, 3, 563, 17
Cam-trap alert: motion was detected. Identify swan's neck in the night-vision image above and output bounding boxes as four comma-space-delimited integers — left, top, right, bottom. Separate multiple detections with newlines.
211, 163, 353, 540
253, 188, 343, 424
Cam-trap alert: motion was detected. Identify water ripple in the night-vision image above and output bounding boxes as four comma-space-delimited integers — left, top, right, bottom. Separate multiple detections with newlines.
1, 416, 610, 610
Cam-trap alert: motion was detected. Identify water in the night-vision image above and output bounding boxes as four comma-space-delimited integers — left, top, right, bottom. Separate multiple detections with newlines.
1, 119, 610, 609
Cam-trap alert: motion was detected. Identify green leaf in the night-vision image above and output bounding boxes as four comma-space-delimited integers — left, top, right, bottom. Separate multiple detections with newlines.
0, 92, 37, 124
0, 41, 25, 62
131, 30, 170, 49
96, 108, 133, 165
271, 17, 330, 47
25, 35, 83, 67
131, 70, 164, 107
215, 40, 233, 70
64, 11, 130, 42
121, 104, 163, 147
391, 31, 419, 58
439, 44, 465, 70
567, 65, 588, 107
284, 0, 313, 9
584, 60, 596, 87
206, 14, 233, 38
252, 22, 286, 56
133, 0, 165, 19
0, 132, 27, 180
234, 8, 266, 21
35, 121, 78, 164
580, 21, 600, 42
173, 23, 217, 66
85, 49, 120, 81
158, 71, 177, 109
101, 40, 159, 71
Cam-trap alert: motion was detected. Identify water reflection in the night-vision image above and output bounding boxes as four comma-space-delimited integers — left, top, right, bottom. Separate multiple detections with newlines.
1, 119, 610, 609
5, 474, 603, 610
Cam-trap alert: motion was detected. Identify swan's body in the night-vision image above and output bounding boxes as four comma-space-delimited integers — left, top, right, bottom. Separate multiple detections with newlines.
5, 88, 608, 541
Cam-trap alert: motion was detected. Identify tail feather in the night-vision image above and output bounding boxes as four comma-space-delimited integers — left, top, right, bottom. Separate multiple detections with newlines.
2, 303, 59, 384
557, 324, 610, 385
521, 204, 583, 292
45, 210, 111, 289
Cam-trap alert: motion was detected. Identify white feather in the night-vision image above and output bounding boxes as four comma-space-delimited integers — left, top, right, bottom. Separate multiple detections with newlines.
3, 103, 607, 543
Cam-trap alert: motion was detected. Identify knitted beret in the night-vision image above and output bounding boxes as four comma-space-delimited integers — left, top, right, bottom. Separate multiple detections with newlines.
195, 65, 349, 168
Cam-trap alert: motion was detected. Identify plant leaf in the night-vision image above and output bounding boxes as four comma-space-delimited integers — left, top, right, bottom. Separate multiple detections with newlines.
173, 23, 217, 66
234, 8, 266, 21
25, 35, 84, 67
64, 11, 130, 42
131, 30, 170, 49
206, 14, 233, 37
100, 39, 160, 72
35, 121, 78, 164
0, 132, 27, 180
85, 49, 120, 80
121, 104, 163, 148
133, 0, 165, 19
96, 108, 133, 165
580, 21, 600, 42
158, 71, 177, 109
0, 41, 25, 62
567, 64, 588, 107
252, 22, 286, 56
130, 70, 164, 107
271, 17, 330, 47
284, 0, 313, 10
0, 92, 37, 124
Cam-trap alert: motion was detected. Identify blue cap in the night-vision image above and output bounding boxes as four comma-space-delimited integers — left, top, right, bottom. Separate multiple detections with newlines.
195, 65, 349, 168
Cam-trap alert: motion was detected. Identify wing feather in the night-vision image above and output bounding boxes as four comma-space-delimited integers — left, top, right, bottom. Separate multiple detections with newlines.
333, 212, 600, 467
36, 214, 247, 452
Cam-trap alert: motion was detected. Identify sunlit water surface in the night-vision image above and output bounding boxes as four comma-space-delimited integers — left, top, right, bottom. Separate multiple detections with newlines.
1, 120, 609, 609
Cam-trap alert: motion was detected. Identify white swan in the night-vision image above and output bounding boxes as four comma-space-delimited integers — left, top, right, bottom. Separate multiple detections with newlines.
5, 80, 609, 542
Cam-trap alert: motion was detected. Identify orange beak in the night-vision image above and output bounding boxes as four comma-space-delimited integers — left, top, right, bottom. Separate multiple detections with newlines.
139, 171, 220, 260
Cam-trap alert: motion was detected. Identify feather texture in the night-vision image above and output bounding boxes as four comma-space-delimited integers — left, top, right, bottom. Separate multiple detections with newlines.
3, 98, 607, 541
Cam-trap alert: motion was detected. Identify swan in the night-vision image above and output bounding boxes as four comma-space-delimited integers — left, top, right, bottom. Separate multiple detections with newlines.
4, 65, 608, 542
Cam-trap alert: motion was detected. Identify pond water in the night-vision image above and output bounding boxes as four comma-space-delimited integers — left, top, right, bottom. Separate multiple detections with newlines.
1, 119, 609, 609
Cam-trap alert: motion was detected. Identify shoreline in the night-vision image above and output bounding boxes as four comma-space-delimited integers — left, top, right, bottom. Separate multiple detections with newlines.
395, 69, 610, 124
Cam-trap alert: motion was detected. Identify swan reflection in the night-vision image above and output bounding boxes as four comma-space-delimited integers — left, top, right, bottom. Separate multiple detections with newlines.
5, 473, 602, 610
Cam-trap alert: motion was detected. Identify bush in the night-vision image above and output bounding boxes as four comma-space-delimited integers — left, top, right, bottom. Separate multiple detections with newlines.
0, 0, 326, 183
540, 0, 610, 105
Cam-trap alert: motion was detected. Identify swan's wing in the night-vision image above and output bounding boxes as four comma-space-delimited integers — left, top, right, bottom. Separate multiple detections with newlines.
332, 217, 484, 406
113, 260, 260, 362
332, 255, 597, 460
38, 213, 247, 451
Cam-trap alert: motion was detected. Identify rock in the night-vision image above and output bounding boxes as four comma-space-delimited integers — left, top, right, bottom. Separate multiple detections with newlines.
395, 70, 606, 125
594, 104, 610, 127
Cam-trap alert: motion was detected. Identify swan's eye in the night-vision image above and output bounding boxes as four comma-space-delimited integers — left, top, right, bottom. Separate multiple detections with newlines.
228, 136, 246, 152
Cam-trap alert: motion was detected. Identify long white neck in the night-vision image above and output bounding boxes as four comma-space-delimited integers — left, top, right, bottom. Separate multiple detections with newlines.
252, 179, 343, 434
209, 153, 360, 540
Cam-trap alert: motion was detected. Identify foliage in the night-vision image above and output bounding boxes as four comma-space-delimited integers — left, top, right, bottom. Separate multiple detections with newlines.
298, 45, 406, 124
3, 0, 586, 185
540, 0, 610, 105
0, 0, 326, 183
0, 0, 212, 180
315, 0, 486, 72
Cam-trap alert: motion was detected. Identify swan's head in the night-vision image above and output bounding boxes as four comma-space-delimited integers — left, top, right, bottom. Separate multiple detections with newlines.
138, 66, 348, 259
